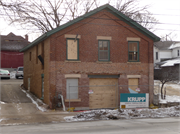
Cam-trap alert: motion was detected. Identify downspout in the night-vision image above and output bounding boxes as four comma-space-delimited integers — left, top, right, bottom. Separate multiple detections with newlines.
148, 41, 153, 105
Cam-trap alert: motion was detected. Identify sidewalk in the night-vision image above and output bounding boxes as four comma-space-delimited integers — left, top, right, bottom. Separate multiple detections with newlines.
0, 110, 78, 125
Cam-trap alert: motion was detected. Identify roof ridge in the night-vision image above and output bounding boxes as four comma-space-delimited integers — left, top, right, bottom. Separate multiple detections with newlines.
20, 4, 160, 52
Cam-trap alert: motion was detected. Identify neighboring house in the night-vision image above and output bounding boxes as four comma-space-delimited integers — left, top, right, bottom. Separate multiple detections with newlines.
154, 41, 180, 80
20, 4, 160, 109
154, 41, 174, 68
0, 32, 30, 68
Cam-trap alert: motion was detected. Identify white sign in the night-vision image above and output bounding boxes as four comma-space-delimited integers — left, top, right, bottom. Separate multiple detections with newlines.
88, 90, 94, 94
120, 93, 149, 108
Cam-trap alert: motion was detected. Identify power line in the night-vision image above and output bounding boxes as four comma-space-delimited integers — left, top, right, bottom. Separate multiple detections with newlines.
0, 13, 180, 26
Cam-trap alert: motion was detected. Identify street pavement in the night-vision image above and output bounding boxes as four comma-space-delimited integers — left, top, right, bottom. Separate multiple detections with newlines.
1, 117, 180, 134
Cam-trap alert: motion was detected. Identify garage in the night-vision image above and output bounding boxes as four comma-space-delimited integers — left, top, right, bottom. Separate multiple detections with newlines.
89, 76, 118, 109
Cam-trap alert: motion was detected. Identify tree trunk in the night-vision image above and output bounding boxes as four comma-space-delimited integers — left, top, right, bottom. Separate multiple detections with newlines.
161, 83, 165, 99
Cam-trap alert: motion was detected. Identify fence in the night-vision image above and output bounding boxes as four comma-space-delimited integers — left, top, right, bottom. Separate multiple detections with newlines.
59, 84, 160, 110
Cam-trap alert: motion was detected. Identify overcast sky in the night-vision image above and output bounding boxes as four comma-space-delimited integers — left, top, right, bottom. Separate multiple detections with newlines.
0, 0, 180, 41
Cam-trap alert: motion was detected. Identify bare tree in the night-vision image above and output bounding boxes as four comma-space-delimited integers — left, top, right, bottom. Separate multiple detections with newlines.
0, 0, 157, 34
154, 67, 178, 99
0, 0, 98, 33
160, 32, 178, 41
111, 0, 158, 30
65, 0, 99, 20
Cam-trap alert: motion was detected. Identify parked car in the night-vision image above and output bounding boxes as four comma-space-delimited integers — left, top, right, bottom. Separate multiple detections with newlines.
0, 69, 10, 79
15, 67, 24, 79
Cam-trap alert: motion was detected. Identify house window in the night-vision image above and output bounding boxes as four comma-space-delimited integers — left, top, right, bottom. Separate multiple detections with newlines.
66, 79, 78, 99
128, 41, 139, 62
98, 40, 110, 61
156, 52, 158, 60
178, 50, 179, 56
67, 39, 79, 60
41, 42, 44, 69
29, 52, 31, 61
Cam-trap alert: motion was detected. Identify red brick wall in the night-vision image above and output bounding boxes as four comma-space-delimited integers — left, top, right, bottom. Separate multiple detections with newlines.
49, 10, 153, 63
1, 51, 24, 68
47, 9, 155, 108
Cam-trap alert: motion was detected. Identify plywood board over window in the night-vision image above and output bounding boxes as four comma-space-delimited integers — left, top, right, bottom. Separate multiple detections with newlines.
67, 39, 78, 60
89, 78, 118, 109
128, 78, 138, 92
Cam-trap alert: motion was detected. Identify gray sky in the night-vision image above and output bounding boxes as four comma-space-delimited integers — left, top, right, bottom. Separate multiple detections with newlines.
0, 0, 180, 41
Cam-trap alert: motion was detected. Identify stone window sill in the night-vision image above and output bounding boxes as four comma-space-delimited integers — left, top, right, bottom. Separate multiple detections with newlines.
96, 61, 112, 64
127, 62, 141, 64
65, 60, 81, 63
65, 99, 81, 102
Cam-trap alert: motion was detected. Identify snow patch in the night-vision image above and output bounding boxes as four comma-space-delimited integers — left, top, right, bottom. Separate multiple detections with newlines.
10, 71, 16, 78
64, 106, 180, 122
15, 104, 22, 112
0, 118, 7, 122
159, 95, 180, 103
161, 58, 180, 67
21, 89, 47, 112
0, 101, 6, 104
167, 84, 180, 90
169, 42, 180, 49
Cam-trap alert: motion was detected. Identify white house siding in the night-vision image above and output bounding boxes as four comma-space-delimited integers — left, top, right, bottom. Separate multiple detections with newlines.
153, 47, 160, 66
159, 50, 172, 61
172, 48, 180, 58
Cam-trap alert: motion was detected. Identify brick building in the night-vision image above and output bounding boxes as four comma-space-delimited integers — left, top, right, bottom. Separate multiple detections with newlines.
1, 32, 29, 68
20, 4, 160, 109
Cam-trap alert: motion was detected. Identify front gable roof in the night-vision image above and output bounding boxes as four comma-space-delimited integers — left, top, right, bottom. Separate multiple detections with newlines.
20, 4, 160, 52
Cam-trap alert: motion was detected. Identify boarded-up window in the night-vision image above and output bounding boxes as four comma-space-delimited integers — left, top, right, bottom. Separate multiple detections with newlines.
66, 79, 78, 99
67, 39, 78, 60
128, 78, 138, 92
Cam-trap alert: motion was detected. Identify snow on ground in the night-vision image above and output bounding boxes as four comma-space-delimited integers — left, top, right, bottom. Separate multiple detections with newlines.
0, 101, 6, 104
167, 84, 180, 90
64, 106, 180, 122
10, 71, 16, 78
159, 95, 180, 103
0, 118, 6, 123
65, 81, 180, 122
154, 80, 180, 96
21, 89, 47, 112
0, 101, 6, 110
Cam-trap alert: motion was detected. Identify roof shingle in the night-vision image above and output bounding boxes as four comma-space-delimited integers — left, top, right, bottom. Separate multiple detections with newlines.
1, 32, 30, 51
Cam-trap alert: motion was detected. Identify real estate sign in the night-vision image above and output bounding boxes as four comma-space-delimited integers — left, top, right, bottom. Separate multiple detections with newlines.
120, 93, 149, 108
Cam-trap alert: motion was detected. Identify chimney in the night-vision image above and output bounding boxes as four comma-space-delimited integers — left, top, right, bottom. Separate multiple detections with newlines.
25, 34, 28, 41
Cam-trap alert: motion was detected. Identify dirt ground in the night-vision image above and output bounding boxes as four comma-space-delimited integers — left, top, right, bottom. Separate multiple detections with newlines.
154, 81, 180, 96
